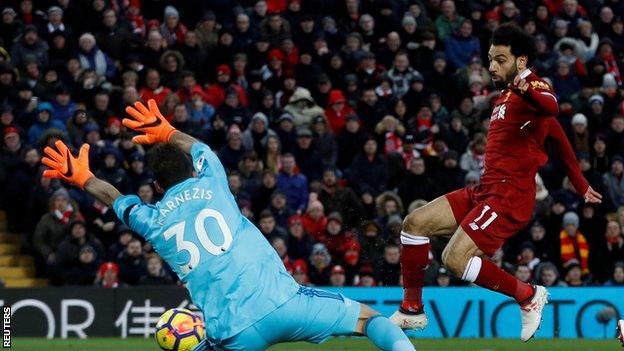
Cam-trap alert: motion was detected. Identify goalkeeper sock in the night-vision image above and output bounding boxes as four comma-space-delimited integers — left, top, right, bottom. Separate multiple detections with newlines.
400, 232, 430, 311
464, 256, 534, 304
365, 315, 416, 351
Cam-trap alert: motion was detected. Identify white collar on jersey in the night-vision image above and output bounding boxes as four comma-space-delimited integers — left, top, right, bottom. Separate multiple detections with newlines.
519, 69, 531, 79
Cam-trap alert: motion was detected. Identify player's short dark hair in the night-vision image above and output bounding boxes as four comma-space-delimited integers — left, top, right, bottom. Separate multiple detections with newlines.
146, 143, 193, 191
491, 23, 535, 64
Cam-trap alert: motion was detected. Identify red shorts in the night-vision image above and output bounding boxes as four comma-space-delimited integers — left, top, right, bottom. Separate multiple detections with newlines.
445, 182, 534, 256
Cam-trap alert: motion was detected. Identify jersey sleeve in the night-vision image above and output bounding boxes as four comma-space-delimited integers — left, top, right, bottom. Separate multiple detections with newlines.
546, 119, 590, 195
190, 142, 227, 180
112, 195, 158, 237
525, 78, 559, 117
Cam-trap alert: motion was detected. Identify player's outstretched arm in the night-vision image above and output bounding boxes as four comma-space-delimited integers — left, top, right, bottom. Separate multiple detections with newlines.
41, 140, 122, 206
123, 99, 197, 154
546, 119, 602, 204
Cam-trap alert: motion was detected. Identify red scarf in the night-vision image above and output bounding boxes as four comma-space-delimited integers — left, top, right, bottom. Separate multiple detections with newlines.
54, 204, 74, 225
559, 230, 590, 274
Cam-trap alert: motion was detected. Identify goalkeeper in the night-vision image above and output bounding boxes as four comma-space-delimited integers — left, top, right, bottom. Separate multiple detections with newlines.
41, 99, 415, 351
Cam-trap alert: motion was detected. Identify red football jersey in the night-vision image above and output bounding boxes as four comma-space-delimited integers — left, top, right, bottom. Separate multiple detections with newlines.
480, 70, 589, 194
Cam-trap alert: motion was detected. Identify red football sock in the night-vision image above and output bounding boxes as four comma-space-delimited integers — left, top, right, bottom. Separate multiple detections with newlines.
472, 258, 534, 304
400, 240, 430, 311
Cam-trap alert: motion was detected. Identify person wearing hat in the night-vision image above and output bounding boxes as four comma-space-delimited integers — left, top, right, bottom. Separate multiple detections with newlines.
28, 101, 67, 144
310, 115, 338, 170
603, 155, 624, 211
559, 211, 590, 275
293, 126, 323, 181
55, 218, 105, 284
10, 23, 49, 69
33, 187, 80, 266
357, 264, 377, 287
284, 87, 324, 129
356, 51, 386, 87
204, 64, 249, 109
160, 5, 187, 46
274, 112, 297, 153
308, 243, 332, 285
194, 10, 218, 51
127, 151, 152, 193
286, 214, 313, 260
570, 113, 590, 153
329, 265, 347, 286
324, 89, 355, 134
242, 112, 277, 155
1, 8, 20, 52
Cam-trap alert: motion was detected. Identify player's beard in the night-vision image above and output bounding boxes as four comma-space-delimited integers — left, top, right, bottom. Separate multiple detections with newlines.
492, 62, 518, 89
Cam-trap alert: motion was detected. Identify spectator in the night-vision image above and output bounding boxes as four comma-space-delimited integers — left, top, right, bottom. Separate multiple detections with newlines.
535, 262, 567, 287
139, 254, 174, 285
318, 168, 363, 229
77, 33, 116, 80
336, 115, 366, 170
28, 102, 66, 144
115, 238, 147, 286
308, 243, 331, 286
329, 265, 347, 287
258, 209, 288, 241
445, 19, 481, 70
219, 125, 246, 171
311, 115, 338, 170
160, 6, 188, 46
33, 188, 80, 268
435, 0, 465, 42
515, 264, 533, 284
386, 51, 420, 98
358, 265, 377, 287
242, 113, 277, 157
139, 69, 172, 108
251, 171, 278, 217
286, 214, 313, 261
435, 267, 452, 287
293, 127, 323, 181
349, 137, 388, 203
10, 25, 49, 69
559, 212, 590, 275
291, 259, 309, 285
324, 89, 355, 135
378, 244, 401, 286
603, 155, 624, 211
301, 193, 327, 242
277, 153, 309, 212
564, 260, 589, 286
603, 262, 624, 286
94, 262, 121, 288
55, 219, 105, 285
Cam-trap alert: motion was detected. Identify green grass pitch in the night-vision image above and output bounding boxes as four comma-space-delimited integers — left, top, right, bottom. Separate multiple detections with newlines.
9, 337, 620, 351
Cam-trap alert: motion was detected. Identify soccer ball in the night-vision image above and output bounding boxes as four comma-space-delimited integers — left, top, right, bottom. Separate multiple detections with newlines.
155, 308, 205, 351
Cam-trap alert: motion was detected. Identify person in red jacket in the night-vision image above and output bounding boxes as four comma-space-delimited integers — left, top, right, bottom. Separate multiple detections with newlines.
204, 65, 248, 108
324, 90, 354, 135
139, 69, 172, 107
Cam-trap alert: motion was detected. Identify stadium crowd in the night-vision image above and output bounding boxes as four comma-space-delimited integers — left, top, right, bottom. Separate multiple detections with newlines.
0, 0, 623, 289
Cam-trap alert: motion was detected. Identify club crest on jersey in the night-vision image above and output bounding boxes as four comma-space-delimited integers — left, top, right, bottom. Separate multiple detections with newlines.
491, 104, 507, 121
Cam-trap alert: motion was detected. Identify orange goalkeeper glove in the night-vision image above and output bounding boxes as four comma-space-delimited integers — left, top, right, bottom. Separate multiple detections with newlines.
123, 99, 176, 144
41, 140, 94, 189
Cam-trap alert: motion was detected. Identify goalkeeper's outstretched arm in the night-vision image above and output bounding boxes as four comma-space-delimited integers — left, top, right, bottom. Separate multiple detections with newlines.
84, 177, 122, 207
123, 99, 200, 155
41, 140, 122, 207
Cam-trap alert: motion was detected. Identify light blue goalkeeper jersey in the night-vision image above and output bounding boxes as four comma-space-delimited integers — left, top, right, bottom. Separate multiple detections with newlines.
112, 142, 299, 343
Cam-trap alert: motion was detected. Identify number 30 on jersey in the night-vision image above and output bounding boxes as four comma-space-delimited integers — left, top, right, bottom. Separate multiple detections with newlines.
163, 209, 233, 274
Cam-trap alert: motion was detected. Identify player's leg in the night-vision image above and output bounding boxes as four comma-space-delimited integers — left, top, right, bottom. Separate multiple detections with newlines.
443, 214, 548, 341
393, 193, 466, 329
355, 304, 415, 351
